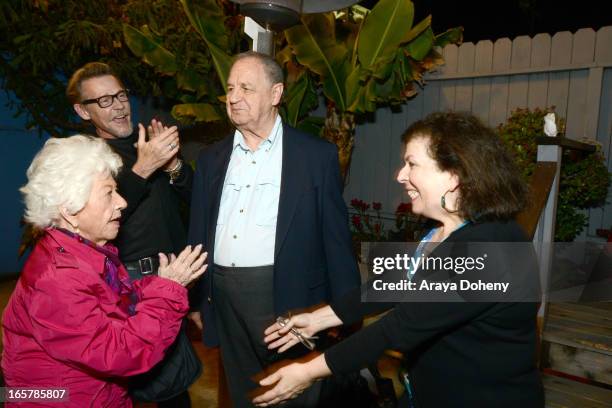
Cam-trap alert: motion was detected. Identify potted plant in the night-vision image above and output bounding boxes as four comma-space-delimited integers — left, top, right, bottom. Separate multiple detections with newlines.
498, 107, 611, 241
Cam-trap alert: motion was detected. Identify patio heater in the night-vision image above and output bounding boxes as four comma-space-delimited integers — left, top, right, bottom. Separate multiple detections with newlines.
230, 0, 360, 55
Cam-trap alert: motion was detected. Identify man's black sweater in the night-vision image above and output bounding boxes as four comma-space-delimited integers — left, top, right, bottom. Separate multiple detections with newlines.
106, 134, 193, 262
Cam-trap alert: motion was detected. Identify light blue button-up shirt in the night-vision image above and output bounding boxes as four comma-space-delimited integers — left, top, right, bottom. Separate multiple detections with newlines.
214, 116, 283, 267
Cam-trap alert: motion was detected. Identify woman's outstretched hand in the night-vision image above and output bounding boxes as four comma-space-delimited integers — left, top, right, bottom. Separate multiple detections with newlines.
264, 305, 343, 353
252, 354, 331, 406
264, 313, 317, 353
158, 244, 207, 287
252, 362, 315, 406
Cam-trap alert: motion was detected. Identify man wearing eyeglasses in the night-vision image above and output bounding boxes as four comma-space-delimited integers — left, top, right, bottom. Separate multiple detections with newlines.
66, 62, 197, 408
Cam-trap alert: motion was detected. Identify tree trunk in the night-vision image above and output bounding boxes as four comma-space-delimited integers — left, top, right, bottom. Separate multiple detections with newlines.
322, 104, 356, 183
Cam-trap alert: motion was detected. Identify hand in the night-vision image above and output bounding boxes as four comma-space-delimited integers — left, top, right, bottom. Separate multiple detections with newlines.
252, 362, 315, 406
148, 118, 180, 171
132, 122, 179, 178
158, 244, 207, 287
264, 313, 318, 353
188, 311, 203, 331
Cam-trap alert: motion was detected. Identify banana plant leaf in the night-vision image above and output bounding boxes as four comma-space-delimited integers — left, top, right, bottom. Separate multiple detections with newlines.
180, 0, 232, 93
344, 66, 362, 112
283, 70, 319, 127
285, 13, 350, 111
295, 116, 325, 136
402, 15, 431, 43
172, 103, 223, 124
123, 24, 177, 74
406, 27, 434, 61
357, 0, 414, 71
435, 27, 464, 47
176, 68, 209, 98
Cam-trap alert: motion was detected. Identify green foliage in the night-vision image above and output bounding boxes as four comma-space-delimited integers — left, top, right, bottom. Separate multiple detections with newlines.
0, 0, 238, 136
177, 0, 233, 93
357, 0, 414, 72
122, 24, 178, 74
560, 151, 610, 208
285, 13, 350, 112
171, 102, 222, 124
122, 0, 238, 123
276, 0, 462, 139
282, 0, 462, 118
0, 0, 164, 136
498, 108, 611, 241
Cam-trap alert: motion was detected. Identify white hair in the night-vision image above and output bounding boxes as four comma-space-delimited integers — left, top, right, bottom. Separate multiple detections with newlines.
21, 135, 122, 228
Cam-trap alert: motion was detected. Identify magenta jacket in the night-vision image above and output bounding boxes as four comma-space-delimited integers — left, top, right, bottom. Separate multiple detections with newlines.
1, 228, 188, 407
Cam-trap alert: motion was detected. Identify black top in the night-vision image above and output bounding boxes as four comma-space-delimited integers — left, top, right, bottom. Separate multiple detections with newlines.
106, 133, 193, 262
325, 220, 544, 407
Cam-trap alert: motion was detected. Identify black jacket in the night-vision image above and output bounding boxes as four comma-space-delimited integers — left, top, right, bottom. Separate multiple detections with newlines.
326, 220, 544, 407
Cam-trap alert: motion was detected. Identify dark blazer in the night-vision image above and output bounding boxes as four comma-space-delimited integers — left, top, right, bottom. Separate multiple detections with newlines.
188, 123, 360, 346
326, 221, 544, 407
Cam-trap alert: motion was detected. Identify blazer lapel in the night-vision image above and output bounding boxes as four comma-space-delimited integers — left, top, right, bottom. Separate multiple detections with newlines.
208, 135, 234, 262
275, 124, 303, 261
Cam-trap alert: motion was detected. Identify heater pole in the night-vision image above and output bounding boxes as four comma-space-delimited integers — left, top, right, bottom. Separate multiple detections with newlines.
244, 17, 274, 55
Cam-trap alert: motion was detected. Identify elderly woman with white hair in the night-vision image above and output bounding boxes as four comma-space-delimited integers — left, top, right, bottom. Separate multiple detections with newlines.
1, 135, 207, 407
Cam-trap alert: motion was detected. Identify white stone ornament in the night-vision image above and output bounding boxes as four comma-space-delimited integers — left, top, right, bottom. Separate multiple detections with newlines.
543, 112, 558, 137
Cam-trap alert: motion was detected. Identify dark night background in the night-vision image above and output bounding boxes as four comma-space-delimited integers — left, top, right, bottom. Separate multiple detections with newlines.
361, 0, 612, 42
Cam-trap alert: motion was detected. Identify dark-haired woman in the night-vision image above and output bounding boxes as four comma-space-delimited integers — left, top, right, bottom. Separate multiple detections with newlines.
253, 112, 544, 408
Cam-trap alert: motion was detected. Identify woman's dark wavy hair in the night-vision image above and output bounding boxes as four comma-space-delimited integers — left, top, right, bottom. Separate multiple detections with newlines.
401, 111, 527, 222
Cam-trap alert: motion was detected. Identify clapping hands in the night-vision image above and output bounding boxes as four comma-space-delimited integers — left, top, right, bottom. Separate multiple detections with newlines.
132, 119, 179, 179
158, 244, 207, 287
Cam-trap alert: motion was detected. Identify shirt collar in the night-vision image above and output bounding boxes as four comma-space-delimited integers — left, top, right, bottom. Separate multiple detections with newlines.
232, 115, 282, 152
45, 227, 112, 276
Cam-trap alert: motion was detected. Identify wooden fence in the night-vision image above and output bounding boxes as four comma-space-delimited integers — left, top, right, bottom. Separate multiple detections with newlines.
344, 26, 612, 241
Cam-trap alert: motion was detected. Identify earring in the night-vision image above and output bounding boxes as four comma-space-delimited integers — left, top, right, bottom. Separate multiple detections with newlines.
73, 224, 80, 234
440, 190, 459, 213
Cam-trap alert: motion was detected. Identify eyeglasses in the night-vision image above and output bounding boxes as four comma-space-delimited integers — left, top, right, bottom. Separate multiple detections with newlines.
80, 89, 129, 108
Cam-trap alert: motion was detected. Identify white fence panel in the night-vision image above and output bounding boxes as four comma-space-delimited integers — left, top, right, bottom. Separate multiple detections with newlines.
455, 43, 475, 112
489, 38, 512, 127
508, 36, 531, 112
439, 45, 458, 111
527, 33, 551, 109
472, 40, 493, 122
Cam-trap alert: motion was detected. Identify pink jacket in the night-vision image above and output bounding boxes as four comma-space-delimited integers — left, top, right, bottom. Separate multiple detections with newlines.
1, 229, 189, 407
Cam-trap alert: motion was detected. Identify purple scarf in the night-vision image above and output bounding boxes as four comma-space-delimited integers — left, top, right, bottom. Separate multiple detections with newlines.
55, 228, 139, 316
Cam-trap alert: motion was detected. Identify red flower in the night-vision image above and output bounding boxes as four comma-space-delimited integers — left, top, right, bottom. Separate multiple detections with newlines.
350, 198, 370, 212
351, 215, 362, 229
372, 202, 382, 211
396, 202, 412, 215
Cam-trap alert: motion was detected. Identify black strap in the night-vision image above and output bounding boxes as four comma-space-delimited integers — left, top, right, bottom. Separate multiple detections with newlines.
124, 256, 160, 277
